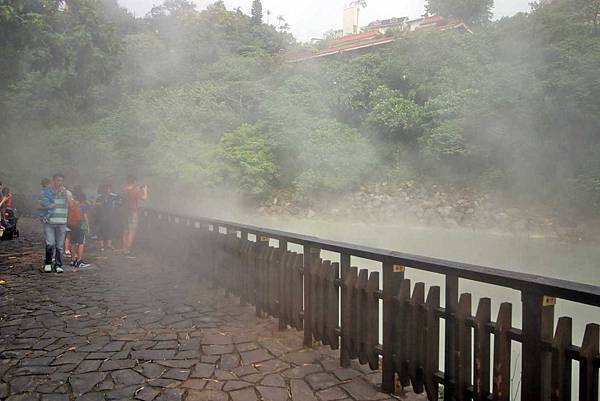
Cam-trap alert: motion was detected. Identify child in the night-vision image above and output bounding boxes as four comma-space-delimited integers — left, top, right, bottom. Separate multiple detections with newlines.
68, 186, 91, 268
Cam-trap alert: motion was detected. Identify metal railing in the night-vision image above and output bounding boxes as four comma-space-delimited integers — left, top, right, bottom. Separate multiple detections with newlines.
132, 209, 600, 400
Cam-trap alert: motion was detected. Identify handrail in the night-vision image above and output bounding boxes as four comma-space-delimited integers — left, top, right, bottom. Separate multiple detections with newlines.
142, 208, 600, 307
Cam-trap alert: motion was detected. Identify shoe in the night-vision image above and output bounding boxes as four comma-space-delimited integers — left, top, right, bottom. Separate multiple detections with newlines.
55, 266, 64, 273
64, 251, 72, 258
71, 260, 78, 267
43, 264, 52, 273
77, 261, 91, 268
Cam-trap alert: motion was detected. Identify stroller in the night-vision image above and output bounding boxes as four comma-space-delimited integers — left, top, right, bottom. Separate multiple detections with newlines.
0, 208, 19, 240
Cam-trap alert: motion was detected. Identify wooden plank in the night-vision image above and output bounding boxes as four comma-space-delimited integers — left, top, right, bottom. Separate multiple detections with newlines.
357, 269, 369, 365
424, 286, 440, 401
341, 264, 357, 367
455, 293, 472, 401
278, 240, 288, 330
382, 261, 404, 393
303, 245, 319, 347
294, 253, 304, 330
315, 260, 329, 344
409, 282, 425, 393
327, 262, 340, 350
367, 271, 380, 370
394, 279, 411, 387
444, 275, 459, 401
550, 317, 572, 401
579, 323, 599, 401
522, 291, 555, 401
473, 297, 491, 401
492, 302, 512, 401
340, 253, 352, 367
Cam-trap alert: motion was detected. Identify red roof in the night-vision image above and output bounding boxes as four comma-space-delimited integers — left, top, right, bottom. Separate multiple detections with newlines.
334, 31, 382, 45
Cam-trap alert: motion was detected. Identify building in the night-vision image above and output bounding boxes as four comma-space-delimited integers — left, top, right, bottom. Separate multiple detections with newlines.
362, 17, 408, 34
342, 5, 360, 36
404, 15, 472, 33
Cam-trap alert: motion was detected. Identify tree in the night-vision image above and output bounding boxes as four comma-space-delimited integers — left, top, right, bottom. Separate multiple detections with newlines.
426, 0, 493, 25
251, 0, 262, 24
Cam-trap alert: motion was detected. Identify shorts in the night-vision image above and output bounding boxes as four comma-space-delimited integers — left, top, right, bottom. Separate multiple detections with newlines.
127, 212, 139, 231
71, 228, 86, 245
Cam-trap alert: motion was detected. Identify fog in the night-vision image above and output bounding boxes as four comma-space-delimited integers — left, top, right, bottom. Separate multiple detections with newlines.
1, 0, 599, 398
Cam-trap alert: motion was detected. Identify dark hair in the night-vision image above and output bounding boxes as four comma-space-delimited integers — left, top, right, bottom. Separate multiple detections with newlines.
73, 185, 86, 202
41, 178, 50, 187
52, 173, 64, 180
126, 175, 137, 184
1, 187, 8, 196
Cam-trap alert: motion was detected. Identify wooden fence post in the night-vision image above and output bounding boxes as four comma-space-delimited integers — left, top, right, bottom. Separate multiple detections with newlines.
278, 239, 288, 330
303, 244, 319, 348
444, 275, 459, 400
521, 290, 554, 401
382, 261, 404, 393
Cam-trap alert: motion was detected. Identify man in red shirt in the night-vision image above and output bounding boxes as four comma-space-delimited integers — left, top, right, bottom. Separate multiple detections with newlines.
122, 175, 147, 255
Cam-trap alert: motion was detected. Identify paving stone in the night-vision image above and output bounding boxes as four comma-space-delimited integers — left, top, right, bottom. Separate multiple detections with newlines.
131, 350, 176, 361
74, 360, 103, 374
223, 380, 252, 391
200, 356, 219, 364
306, 373, 339, 390
201, 334, 232, 345
180, 379, 207, 390
316, 387, 348, 401
290, 379, 318, 401
190, 363, 214, 378
102, 342, 126, 352
137, 363, 166, 379
6, 394, 41, 401
51, 352, 88, 366
41, 394, 69, 401
155, 389, 184, 401
152, 341, 178, 350
185, 390, 228, 401
134, 386, 160, 401
201, 345, 234, 355
332, 368, 361, 381
256, 386, 289, 401
283, 364, 323, 379
111, 369, 147, 386
240, 349, 272, 365
101, 359, 137, 371
162, 368, 189, 380
105, 385, 139, 400
173, 350, 201, 359
230, 388, 258, 401
75, 392, 105, 401
219, 353, 240, 369
14, 366, 57, 375
69, 372, 108, 396
282, 349, 320, 365
234, 365, 259, 377
20, 357, 54, 366
340, 378, 389, 401
0, 382, 8, 398
157, 360, 197, 369
261, 374, 286, 387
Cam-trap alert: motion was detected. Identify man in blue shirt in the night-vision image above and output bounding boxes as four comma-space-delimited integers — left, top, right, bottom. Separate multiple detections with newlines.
39, 174, 68, 273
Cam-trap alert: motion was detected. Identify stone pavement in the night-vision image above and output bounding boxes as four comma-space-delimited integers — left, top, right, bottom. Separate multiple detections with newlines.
0, 219, 425, 401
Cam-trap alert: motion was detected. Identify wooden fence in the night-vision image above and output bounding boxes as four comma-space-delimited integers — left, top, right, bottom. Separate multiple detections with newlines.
139, 209, 598, 401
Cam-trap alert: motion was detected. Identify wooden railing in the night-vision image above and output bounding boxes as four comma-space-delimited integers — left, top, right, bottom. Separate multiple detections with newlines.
141, 210, 599, 400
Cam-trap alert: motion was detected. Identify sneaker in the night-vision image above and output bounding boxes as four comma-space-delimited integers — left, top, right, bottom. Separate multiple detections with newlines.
71, 260, 78, 267
55, 266, 64, 273
77, 261, 92, 268
43, 264, 52, 273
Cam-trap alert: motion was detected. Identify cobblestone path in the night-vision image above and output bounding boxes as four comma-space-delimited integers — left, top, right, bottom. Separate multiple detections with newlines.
0, 219, 423, 401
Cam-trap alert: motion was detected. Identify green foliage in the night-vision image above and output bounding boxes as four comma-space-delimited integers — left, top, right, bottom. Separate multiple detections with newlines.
219, 124, 277, 197
367, 86, 424, 141
250, 0, 262, 25
426, 0, 494, 25
294, 120, 376, 198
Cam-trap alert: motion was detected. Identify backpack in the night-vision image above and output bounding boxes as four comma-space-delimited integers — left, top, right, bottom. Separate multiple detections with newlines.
67, 200, 81, 230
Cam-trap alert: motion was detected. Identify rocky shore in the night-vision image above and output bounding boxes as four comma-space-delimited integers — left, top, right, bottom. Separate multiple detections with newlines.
257, 181, 599, 242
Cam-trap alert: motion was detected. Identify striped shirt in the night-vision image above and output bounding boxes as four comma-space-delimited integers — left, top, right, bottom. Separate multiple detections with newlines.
40, 188, 68, 225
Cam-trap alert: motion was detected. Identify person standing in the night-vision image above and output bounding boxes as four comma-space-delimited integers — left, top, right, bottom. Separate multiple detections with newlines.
122, 175, 147, 255
68, 186, 91, 268
39, 174, 68, 273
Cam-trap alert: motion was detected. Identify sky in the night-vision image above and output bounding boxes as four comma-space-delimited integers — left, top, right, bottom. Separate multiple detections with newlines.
118, 0, 533, 41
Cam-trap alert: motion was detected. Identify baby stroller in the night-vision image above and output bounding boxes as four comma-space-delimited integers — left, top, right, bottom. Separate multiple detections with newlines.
0, 208, 19, 240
